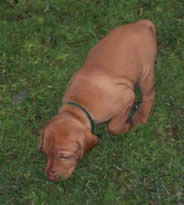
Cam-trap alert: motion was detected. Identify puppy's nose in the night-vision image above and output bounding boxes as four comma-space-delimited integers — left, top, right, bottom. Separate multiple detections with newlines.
49, 168, 56, 174
47, 170, 59, 181
48, 174, 59, 181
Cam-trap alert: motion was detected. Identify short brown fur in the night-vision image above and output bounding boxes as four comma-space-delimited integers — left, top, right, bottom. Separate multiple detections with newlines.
39, 19, 157, 181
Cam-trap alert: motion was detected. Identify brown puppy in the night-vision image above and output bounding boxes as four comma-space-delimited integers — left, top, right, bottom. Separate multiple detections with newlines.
38, 19, 157, 181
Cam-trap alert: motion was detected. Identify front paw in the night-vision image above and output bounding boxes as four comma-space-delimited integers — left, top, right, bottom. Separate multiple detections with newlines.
122, 122, 133, 133
108, 122, 133, 136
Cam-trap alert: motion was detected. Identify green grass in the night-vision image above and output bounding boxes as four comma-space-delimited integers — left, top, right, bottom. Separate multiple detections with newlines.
0, 0, 184, 204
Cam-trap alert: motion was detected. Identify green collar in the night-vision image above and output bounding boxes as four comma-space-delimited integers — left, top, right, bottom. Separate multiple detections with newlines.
66, 102, 95, 133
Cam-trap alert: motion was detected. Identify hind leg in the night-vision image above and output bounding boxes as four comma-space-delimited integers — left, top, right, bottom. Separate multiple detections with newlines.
133, 66, 155, 125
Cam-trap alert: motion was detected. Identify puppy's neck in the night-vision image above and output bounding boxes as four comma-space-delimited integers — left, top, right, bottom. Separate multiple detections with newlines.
58, 104, 92, 132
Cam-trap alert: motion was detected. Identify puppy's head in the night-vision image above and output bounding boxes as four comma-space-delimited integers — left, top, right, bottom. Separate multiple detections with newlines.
38, 115, 99, 181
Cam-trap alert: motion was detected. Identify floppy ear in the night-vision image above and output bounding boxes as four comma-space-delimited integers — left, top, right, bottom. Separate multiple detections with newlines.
85, 134, 99, 152
38, 128, 45, 152
78, 133, 99, 160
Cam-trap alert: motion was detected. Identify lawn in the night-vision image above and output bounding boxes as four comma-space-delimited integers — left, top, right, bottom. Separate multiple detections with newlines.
0, 0, 184, 204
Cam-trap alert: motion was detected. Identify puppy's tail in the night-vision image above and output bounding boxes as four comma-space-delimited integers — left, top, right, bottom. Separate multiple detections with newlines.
137, 19, 156, 35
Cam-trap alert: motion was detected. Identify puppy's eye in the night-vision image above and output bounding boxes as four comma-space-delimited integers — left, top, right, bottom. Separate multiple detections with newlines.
59, 154, 70, 159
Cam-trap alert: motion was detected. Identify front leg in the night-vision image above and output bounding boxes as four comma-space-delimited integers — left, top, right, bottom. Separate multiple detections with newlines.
108, 91, 135, 136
